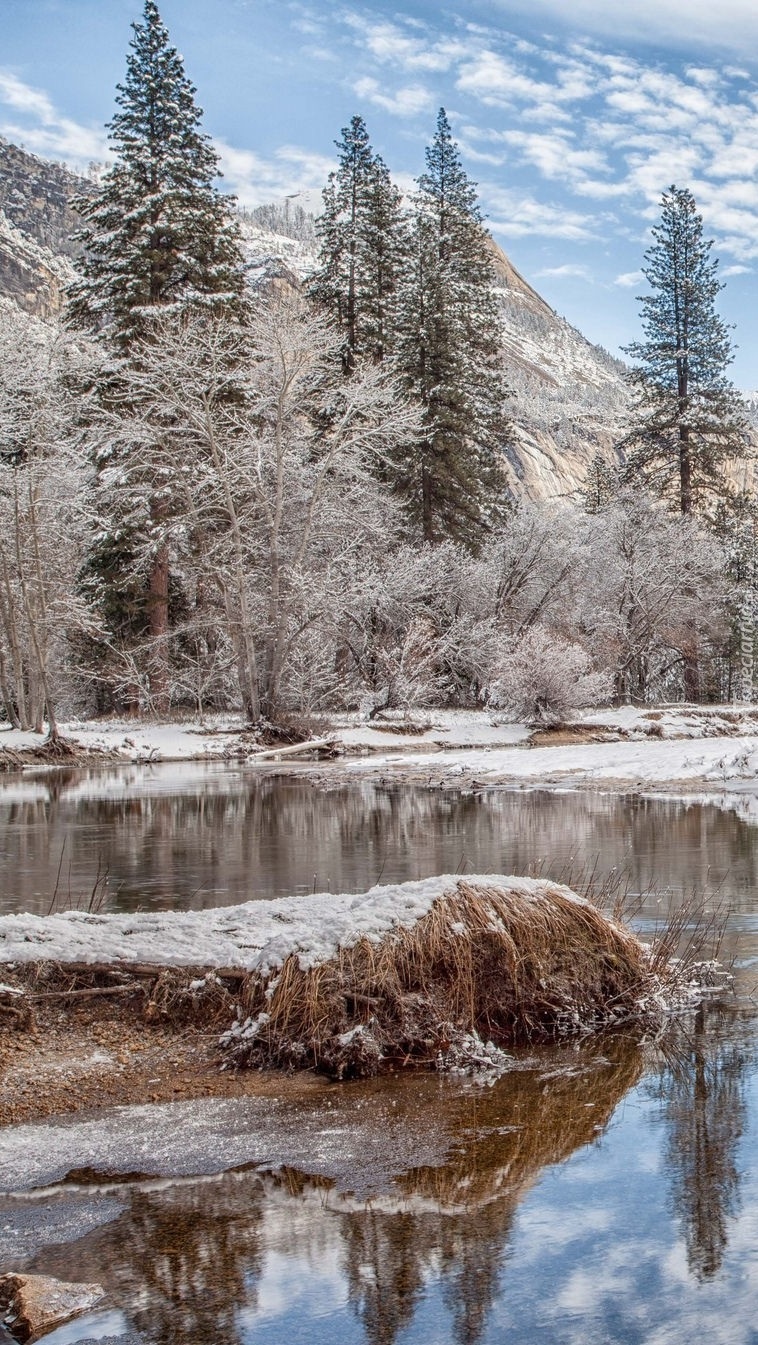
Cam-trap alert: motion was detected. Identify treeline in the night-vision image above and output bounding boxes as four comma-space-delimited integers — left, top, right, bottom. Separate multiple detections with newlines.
0, 1, 752, 732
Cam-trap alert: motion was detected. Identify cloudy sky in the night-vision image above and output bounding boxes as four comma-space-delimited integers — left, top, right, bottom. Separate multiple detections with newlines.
5, 0, 758, 385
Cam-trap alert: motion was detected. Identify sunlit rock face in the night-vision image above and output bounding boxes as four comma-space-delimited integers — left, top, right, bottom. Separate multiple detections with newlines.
0, 136, 629, 499
486, 238, 629, 502
0, 138, 85, 318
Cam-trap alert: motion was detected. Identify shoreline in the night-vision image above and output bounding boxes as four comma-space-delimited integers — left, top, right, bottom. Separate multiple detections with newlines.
2, 706, 758, 1126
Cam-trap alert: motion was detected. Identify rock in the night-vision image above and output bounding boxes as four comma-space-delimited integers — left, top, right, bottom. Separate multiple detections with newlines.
0, 1273, 106, 1343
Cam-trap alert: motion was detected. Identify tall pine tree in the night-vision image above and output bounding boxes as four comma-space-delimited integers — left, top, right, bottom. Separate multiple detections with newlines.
69, 0, 244, 348
68, 0, 246, 713
393, 109, 511, 550
622, 185, 745, 517
310, 115, 405, 369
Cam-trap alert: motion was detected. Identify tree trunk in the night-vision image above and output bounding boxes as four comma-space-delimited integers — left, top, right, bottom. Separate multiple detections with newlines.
148, 543, 170, 715
679, 424, 693, 516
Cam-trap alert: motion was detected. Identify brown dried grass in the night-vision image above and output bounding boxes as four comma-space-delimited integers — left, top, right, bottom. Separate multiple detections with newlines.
230, 879, 666, 1077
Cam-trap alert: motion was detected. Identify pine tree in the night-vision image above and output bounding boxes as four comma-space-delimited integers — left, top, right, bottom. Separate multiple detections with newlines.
67, 1, 246, 714
392, 109, 511, 550
68, 0, 244, 349
622, 185, 746, 517
583, 453, 619, 513
310, 115, 405, 369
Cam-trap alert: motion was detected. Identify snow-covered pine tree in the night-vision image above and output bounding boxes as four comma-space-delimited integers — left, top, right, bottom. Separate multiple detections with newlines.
310, 116, 405, 369
68, 0, 246, 714
622, 185, 746, 517
68, 0, 244, 347
392, 109, 511, 550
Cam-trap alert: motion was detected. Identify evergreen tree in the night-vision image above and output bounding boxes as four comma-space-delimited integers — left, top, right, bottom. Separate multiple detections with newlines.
582, 453, 619, 513
68, 0, 244, 349
392, 109, 511, 550
622, 185, 746, 517
311, 115, 405, 369
68, 0, 246, 713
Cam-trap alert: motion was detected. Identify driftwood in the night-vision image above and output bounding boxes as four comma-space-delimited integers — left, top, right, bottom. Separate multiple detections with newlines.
247, 737, 336, 761
26, 983, 145, 1002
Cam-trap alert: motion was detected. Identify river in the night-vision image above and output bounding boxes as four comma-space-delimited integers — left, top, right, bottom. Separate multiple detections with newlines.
2, 764, 758, 1343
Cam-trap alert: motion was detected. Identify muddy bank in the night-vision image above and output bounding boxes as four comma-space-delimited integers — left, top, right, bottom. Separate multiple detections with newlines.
0, 991, 324, 1127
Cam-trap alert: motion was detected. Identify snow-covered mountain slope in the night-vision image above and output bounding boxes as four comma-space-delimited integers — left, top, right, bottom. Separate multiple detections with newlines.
488, 243, 628, 501
0, 135, 626, 501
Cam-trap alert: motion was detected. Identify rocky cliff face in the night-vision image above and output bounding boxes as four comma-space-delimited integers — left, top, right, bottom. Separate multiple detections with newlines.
0, 138, 85, 317
487, 243, 628, 501
0, 136, 627, 499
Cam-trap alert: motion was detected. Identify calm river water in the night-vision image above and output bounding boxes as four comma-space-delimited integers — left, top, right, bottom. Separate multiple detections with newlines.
4, 764, 758, 1344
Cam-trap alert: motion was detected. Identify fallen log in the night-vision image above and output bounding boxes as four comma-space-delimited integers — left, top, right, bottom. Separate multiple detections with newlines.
27, 983, 144, 1002
246, 737, 337, 761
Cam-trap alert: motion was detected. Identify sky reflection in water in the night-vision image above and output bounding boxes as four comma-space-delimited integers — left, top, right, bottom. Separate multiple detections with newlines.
6, 1007, 757, 1345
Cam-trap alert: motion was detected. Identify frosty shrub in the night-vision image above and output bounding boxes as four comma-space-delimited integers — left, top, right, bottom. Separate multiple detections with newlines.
487, 627, 612, 727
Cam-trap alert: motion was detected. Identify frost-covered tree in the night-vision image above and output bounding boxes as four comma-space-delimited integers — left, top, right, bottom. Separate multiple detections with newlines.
392, 109, 512, 550
68, 0, 246, 713
311, 115, 405, 370
487, 626, 612, 727
622, 185, 746, 517
91, 294, 417, 721
0, 308, 92, 735
582, 489, 728, 703
68, 0, 244, 348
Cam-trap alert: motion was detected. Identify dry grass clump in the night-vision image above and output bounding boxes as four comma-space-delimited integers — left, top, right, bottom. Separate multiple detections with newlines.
224, 879, 670, 1079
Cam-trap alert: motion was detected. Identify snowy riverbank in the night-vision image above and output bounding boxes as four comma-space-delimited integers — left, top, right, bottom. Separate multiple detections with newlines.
4, 704, 758, 794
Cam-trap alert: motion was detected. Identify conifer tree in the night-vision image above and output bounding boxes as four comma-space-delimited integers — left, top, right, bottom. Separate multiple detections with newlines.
68, 1, 246, 713
392, 109, 511, 550
311, 115, 405, 369
69, 0, 244, 348
622, 185, 746, 517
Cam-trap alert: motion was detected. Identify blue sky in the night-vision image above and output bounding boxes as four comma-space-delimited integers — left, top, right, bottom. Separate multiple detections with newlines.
5, 0, 758, 386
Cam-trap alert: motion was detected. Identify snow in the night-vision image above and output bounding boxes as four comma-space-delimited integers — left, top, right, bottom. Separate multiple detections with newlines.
4, 705, 758, 792
342, 734, 758, 789
0, 874, 581, 971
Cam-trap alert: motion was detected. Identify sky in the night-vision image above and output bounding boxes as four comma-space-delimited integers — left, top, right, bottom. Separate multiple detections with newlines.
5, 0, 758, 386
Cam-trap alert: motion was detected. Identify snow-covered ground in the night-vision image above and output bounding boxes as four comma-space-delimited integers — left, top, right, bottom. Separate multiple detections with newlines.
4, 705, 758, 794
0, 874, 576, 969
343, 733, 758, 790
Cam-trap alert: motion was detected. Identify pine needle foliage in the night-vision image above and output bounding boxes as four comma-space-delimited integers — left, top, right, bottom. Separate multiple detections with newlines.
621, 185, 747, 516
392, 109, 512, 551
68, 0, 245, 350
310, 114, 406, 370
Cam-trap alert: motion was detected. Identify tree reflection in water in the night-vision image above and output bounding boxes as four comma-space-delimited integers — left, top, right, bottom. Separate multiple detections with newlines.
654, 1004, 753, 1281
7, 771, 758, 919
23, 1020, 754, 1343
29, 1038, 640, 1344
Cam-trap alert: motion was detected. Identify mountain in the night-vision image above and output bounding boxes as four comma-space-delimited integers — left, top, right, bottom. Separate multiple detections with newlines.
0, 135, 628, 501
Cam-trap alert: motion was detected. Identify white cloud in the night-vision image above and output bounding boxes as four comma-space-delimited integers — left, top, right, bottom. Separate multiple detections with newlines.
614, 270, 644, 287
722, 264, 752, 276
0, 70, 108, 170
491, 0, 758, 50
352, 77, 432, 118
343, 15, 465, 72
216, 141, 334, 207
536, 263, 594, 281
484, 188, 598, 241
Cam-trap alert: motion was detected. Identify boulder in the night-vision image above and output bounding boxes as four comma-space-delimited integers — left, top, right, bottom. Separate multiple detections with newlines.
0, 1273, 105, 1343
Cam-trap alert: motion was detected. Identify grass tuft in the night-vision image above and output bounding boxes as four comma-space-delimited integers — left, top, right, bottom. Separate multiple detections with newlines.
224, 878, 699, 1079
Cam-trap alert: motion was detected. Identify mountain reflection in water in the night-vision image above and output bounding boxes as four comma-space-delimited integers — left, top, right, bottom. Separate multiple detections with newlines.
14, 1019, 755, 1345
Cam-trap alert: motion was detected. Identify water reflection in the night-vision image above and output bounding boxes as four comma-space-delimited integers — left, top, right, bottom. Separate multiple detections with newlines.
651, 1005, 753, 1281
18, 1039, 642, 1344
5, 767, 758, 916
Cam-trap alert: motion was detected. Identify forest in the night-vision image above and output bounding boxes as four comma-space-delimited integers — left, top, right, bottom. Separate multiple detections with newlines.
0, 0, 754, 736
